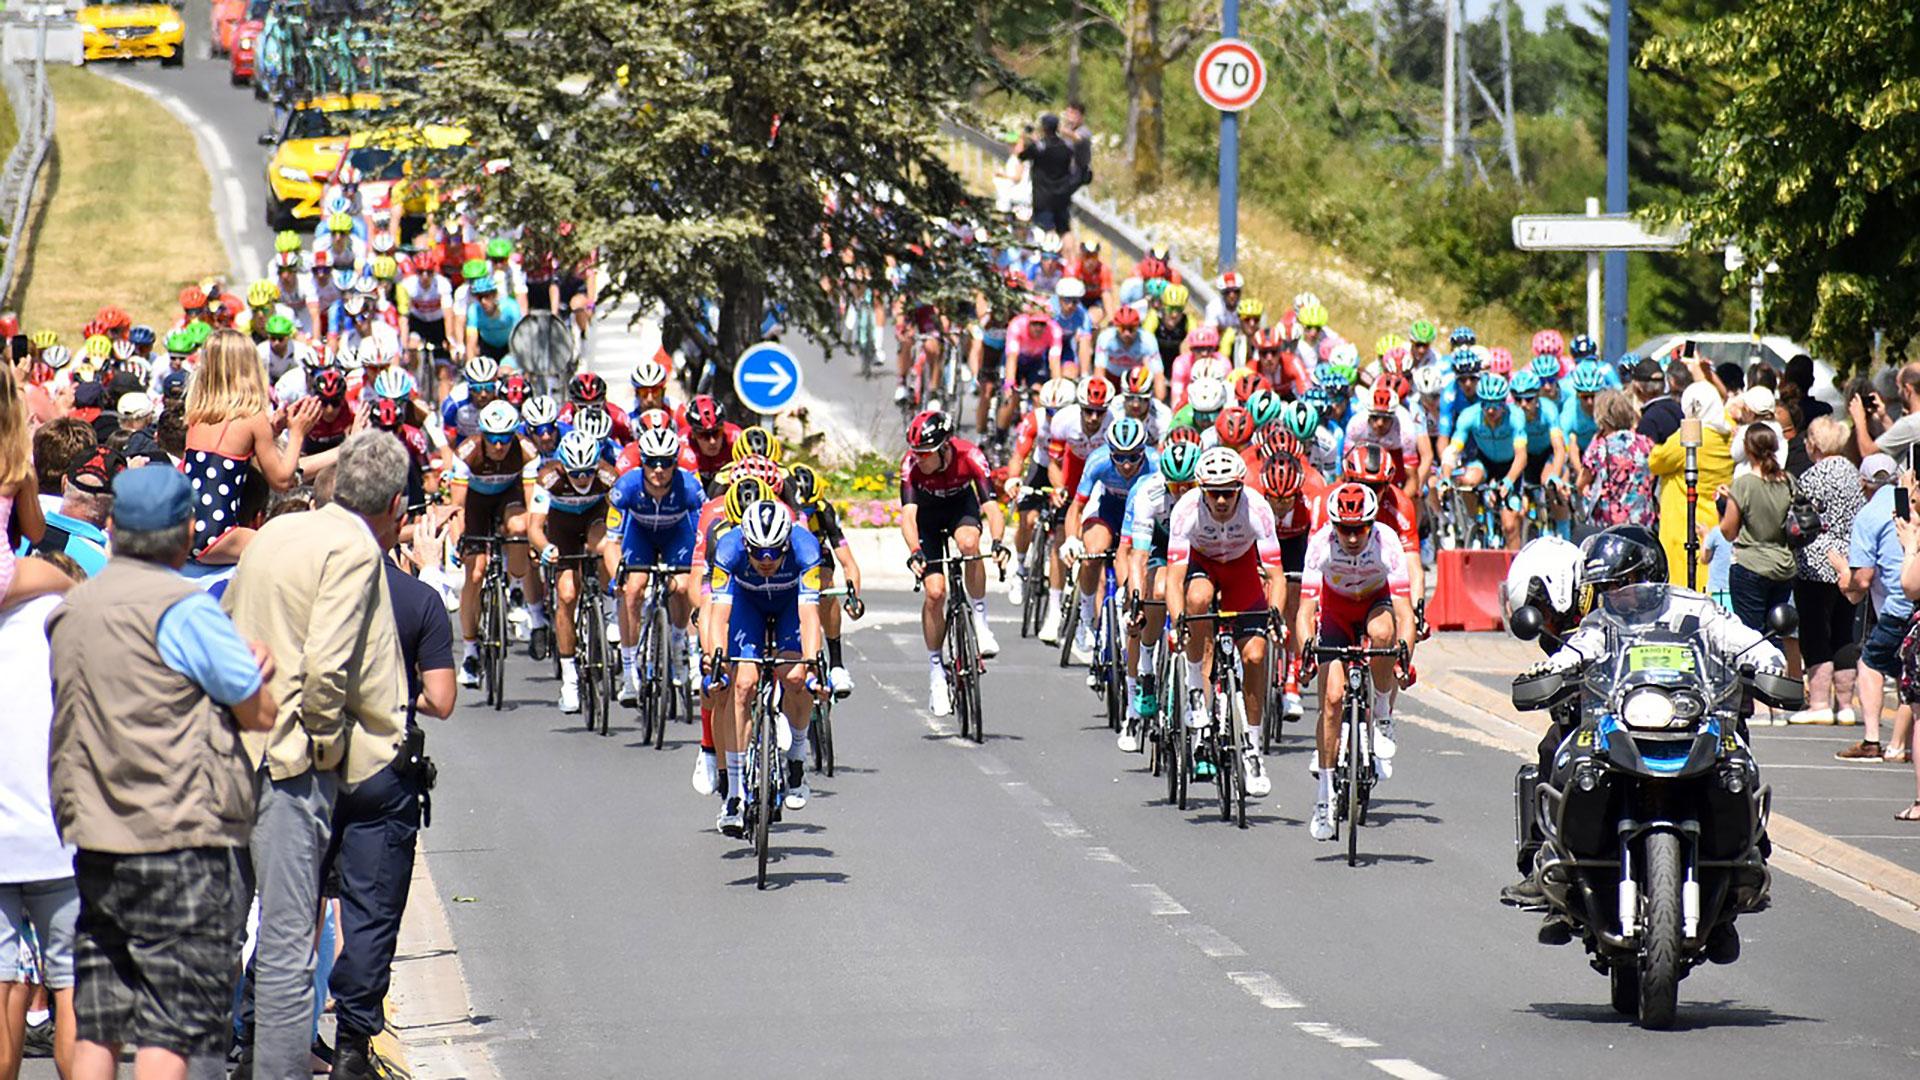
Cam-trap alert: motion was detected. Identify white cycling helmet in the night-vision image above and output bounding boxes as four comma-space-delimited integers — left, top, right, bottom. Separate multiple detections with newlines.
1190, 355, 1232, 383
739, 499, 794, 550
572, 406, 613, 443
1038, 377, 1075, 410
354, 338, 384, 370
1195, 446, 1247, 488
1329, 341, 1362, 368
630, 356, 669, 390
478, 399, 520, 435
1186, 377, 1228, 413
556, 430, 600, 472
372, 368, 412, 400
520, 393, 559, 427
1055, 277, 1086, 300
111, 339, 137, 361
291, 341, 322, 370
634, 426, 681, 461
1076, 374, 1115, 409
1412, 363, 1451, 397
1038, 233, 1064, 256
463, 356, 500, 384
1291, 291, 1321, 314
1502, 535, 1584, 630
41, 345, 70, 369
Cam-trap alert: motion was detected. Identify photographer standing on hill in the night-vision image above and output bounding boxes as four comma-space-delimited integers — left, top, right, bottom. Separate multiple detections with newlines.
1016, 113, 1086, 239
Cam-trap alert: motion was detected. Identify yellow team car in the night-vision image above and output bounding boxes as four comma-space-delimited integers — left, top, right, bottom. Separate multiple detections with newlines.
333, 124, 471, 222
76, 0, 187, 65
261, 93, 388, 229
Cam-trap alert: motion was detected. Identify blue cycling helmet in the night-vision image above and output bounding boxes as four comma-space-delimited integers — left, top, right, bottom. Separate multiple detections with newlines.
1476, 373, 1512, 403
1615, 351, 1643, 373
1569, 333, 1598, 360
1508, 369, 1543, 397
1571, 361, 1608, 393
128, 325, 156, 347
1449, 325, 1477, 347
1449, 347, 1483, 376
1529, 353, 1561, 382
1313, 361, 1352, 389
1106, 415, 1149, 454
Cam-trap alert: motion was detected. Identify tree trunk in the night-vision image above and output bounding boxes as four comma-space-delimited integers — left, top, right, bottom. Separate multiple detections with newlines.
972, 0, 992, 99
1067, 19, 1082, 104
712, 265, 766, 418
1498, 0, 1521, 184
1128, 0, 1166, 193
1440, 0, 1455, 172
1456, 0, 1472, 160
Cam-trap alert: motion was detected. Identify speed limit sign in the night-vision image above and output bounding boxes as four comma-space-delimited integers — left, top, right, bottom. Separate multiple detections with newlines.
1194, 38, 1266, 112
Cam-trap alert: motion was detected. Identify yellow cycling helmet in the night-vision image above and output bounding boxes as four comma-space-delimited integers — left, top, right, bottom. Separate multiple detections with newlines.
1162, 283, 1190, 310
273, 230, 302, 254
1299, 302, 1329, 328
724, 476, 772, 524
371, 255, 399, 281
71, 361, 97, 384
83, 334, 113, 360
1236, 297, 1265, 320
786, 463, 822, 507
327, 212, 354, 234
247, 279, 280, 308
1374, 332, 1409, 357
30, 329, 57, 349
731, 425, 783, 464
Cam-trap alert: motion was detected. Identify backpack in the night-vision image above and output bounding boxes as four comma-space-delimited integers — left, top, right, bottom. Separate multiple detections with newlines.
1782, 475, 1824, 550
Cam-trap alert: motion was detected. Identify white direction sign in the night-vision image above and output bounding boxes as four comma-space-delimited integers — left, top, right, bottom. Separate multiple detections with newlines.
1511, 214, 1690, 252
1194, 38, 1266, 113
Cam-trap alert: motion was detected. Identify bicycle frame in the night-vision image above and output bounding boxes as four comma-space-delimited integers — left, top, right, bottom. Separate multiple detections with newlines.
1313, 642, 1404, 865
622, 561, 692, 749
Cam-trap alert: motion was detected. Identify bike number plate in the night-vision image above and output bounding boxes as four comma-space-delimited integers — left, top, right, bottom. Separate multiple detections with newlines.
1626, 644, 1694, 673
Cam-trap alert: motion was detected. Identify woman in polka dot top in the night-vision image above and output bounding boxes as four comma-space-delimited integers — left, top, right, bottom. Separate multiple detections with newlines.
182, 329, 321, 563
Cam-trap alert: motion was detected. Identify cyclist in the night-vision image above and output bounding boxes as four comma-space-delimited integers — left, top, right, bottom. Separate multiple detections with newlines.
441, 356, 504, 443
272, 251, 321, 339
1510, 368, 1572, 538
1093, 305, 1161, 395
258, 315, 300, 383
401, 248, 456, 360
1559, 360, 1608, 490
1152, 283, 1193, 373
531, 431, 621, 712
1341, 443, 1423, 609
1050, 277, 1094, 375
1443, 372, 1529, 549
681, 394, 739, 488
1295, 481, 1415, 841
1406, 319, 1440, 373
1252, 447, 1322, 722
453, 399, 544, 686
706, 500, 826, 833
970, 281, 1018, 443
521, 394, 564, 462
1166, 447, 1287, 798
1118, 366, 1173, 441
610, 426, 707, 706
629, 353, 679, 421
1039, 377, 1115, 643
1171, 376, 1227, 437
1202, 271, 1244, 330
1117, 439, 1202, 751
464, 276, 522, 362
1297, 302, 1344, 366
789, 464, 863, 696
1060, 416, 1158, 664
1006, 296, 1066, 387
1252, 325, 1311, 398
688, 473, 776, 796
898, 410, 1001, 716
1345, 381, 1427, 504
1004, 377, 1076, 609
562, 372, 634, 445
1066, 239, 1115, 315
1436, 346, 1483, 440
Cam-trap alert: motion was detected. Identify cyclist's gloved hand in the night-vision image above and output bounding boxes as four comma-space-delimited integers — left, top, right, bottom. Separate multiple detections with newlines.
991, 540, 1011, 564
845, 591, 866, 620
1060, 536, 1085, 563
540, 544, 559, 565
907, 551, 928, 578
706, 649, 732, 690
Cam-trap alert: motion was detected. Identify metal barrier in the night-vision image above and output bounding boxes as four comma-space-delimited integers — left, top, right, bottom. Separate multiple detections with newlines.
0, 14, 55, 306
938, 118, 1220, 316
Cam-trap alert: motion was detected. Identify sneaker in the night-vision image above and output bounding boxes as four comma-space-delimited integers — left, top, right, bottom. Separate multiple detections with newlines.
785, 761, 810, 810
559, 680, 580, 714
1117, 722, 1142, 754
829, 665, 855, 698
1374, 755, 1394, 782
976, 616, 1001, 659
929, 673, 953, 717
606, 619, 622, 649
1243, 751, 1272, 797
1309, 802, 1336, 841
1886, 747, 1914, 764
1374, 715, 1397, 760
1038, 608, 1063, 645
1185, 688, 1209, 729
1007, 573, 1025, 606
1836, 708, 1859, 726
1282, 691, 1303, 721
507, 606, 531, 642
459, 655, 481, 688
1788, 707, 1834, 725
1835, 740, 1885, 762
893, 382, 909, 403
1499, 875, 1548, 910
22, 1016, 51, 1058
717, 797, 744, 837
691, 749, 717, 796
1071, 619, 1094, 663
619, 670, 640, 707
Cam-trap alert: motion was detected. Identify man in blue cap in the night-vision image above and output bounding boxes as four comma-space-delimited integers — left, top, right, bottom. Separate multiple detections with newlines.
46, 464, 278, 1080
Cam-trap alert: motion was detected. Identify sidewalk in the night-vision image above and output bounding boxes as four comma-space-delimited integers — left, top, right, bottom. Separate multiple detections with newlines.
1415, 632, 1920, 933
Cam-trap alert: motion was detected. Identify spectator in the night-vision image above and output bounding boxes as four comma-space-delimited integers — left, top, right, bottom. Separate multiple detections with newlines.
222, 430, 407, 1080
1780, 400, 1811, 475
1, 369, 73, 612
1832, 453, 1911, 762
1701, 521, 1734, 610
1580, 389, 1655, 527
1062, 99, 1094, 191
46, 465, 276, 1080
1782, 353, 1832, 424
1016, 113, 1079, 239
184, 329, 320, 565
1895, 495, 1920, 821
1, 593, 77, 1080
1715, 361, 1746, 394
31, 448, 120, 578
1851, 362, 1920, 461
1728, 384, 1789, 476
1633, 357, 1683, 445
115, 393, 155, 433
30, 417, 95, 516
1717, 424, 1798, 632
1649, 381, 1735, 587
1794, 416, 1865, 724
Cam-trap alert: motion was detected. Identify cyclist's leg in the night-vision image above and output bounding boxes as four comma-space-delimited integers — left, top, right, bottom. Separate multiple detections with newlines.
1279, 534, 1309, 712
1364, 599, 1400, 750
618, 528, 659, 678
1076, 517, 1112, 630
504, 505, 545, 628
1181, 566, 1217, 718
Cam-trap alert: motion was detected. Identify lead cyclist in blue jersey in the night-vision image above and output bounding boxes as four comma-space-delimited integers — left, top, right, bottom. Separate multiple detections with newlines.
1444, 372, 1529, 548
610, 427, 707, 706
1061, 417, 1159, 665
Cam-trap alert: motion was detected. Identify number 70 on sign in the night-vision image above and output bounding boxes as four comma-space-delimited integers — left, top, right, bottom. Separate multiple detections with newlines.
1194, 38, 1267, 113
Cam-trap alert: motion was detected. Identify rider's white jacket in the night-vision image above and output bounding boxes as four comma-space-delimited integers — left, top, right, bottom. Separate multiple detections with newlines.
1543, 587, 1786, 674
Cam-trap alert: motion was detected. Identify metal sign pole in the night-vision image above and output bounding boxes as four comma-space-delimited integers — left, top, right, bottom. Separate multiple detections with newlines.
1603, 0, 1629, 360
1682, 418, 1702, 591
1218, 0, 1240, 272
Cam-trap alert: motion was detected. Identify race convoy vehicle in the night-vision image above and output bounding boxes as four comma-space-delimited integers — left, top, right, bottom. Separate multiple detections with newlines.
228, 0, 269, 89
76, 0, 186, 66
262, 93, 390, 229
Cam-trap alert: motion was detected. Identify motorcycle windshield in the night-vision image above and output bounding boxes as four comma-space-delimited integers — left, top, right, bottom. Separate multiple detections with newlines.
1579, 584, 1742, 714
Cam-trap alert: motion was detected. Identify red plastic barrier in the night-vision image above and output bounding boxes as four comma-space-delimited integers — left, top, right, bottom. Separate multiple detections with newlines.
1428, 548, 1515, 632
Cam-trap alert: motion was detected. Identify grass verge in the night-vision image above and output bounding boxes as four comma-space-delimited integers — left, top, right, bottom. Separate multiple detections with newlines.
13, 65, 225, 335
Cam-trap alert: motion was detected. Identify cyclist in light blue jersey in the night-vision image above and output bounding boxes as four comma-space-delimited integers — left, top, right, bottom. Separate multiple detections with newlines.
1443, 372, 1528, 548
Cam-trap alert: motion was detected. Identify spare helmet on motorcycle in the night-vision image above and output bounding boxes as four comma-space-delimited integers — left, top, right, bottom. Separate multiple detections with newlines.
1577, 525, 1667, 612
1502, 535, 1584, 639
1159, 440, 1203, 484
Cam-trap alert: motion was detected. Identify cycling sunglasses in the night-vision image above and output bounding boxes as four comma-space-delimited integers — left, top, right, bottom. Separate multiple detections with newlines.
470, 381, 498, 395
531, 423, 558, 438
1203, 487, 1241, 502
1334, 523, 1370, 539
566, 466, 598, 480
1081, 406, 1107, 418
641, 455, 677, 470
747, 545, 785, 563
1112, 451, 1145, 467
1513, 392, 1539, 403
483, 432, 514, 446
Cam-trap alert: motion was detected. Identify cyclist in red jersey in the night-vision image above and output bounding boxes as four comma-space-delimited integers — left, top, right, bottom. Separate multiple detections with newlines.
1249, 447, 1324, 720
899, 411, 1003, 716
1342, 443, 1423, 601
561, 372, 634, 444
680, 394, 739, 488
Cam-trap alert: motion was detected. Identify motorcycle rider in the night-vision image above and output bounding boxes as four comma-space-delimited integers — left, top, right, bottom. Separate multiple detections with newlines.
1498, 534, 1585, 908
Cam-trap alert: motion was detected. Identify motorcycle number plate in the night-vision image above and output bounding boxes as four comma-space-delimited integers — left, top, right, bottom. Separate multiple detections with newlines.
1626, 644, 1694, 673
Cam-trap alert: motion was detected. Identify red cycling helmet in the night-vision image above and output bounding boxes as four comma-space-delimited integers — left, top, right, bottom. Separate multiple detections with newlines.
179, 286, 208, 310
1136, 257, 1169, 281
1214, 406, 1255, 447
1381, 372, 1413, 402
906, 409, 954, 453
1368, 382, 1399, 416
686, 394, 722, 434
1253, 326, 1286, 352
1077, 375, 1114, 410
1110, 305, 1142, 329
371, 397, 403, 430
636, 407, 673, 432
310, 367, 348, 402
1343, 443, 1395, 486
731, 453, 784, 493
1164, 425, 1204, 449
1234, 374, 1269, 405
501, 372, 529, 406
1327, 481, 1380, 527
568, 372, 607, 405
1254, 426, 1302, 463
1261, 456, 1303, 499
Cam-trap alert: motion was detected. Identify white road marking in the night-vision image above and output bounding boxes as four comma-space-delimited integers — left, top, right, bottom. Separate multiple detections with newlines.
1082, 846, 1134, 871
1225, 971, 1303, 1009
1039, 813, 1089, 839
1369, 1059, 1447, 1080
1170, 921, 1246, 958
1131, 883, 1188, 916
1294, 1021, 1379, 1049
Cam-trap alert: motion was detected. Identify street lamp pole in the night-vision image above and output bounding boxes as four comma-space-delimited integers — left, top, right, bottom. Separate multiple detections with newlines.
1218, 0, 1239, 271
1604, 0, 1628, 361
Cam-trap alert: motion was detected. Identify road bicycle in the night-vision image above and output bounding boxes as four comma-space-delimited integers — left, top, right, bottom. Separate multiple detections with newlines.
1018, 492, 1063, 639
810, 586, 865, 776
461, 534, 525, 711
1175, 609, 1273, 829
1078, 552, 1125, 734
622, 560, 694, 749
914, 545, 1004, 743
724, 638, 825, 889
552, 553, 618, 736
1311, 641, 1408, 866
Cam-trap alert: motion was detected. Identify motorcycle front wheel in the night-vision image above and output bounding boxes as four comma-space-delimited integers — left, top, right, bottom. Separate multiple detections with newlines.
1637, 831, 1684, 1029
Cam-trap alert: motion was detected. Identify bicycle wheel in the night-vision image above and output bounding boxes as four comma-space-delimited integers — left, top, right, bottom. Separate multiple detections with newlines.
488, 575, 509, 711
811, 699, 834, 775
587, 602, 610, 736
1347, 701, 1365, 866
1057, 597, 1079, 669
1213, 726, 1234, 823
1103, 597, 1124, 734
754, 701, 776, 889
948, 602, 980, 741
1020, 542, 1048, 638
961, 616, 984, 744
649, 603, 671, 749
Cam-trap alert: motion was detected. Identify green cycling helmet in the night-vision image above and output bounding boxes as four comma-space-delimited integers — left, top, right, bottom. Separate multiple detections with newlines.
486, 237, 514, 260
1144, 277, 1168, 301
1160, 441, 1203, 483
1246, 387, 1285, 427
186, 320, 213, 346
164, 329, 195, 355
461, 258, 489, 282
265, 314, 294, 337
1282, 400, 1320, 440
274, 230, 302, 254
1408, 319, 1437, 344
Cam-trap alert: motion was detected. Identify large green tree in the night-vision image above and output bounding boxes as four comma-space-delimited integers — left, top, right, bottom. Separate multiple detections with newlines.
391, 0, 1011, 404
1648, 0, 1920, 367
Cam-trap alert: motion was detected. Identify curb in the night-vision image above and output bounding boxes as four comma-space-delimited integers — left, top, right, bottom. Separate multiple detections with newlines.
385, 857, 503, 1079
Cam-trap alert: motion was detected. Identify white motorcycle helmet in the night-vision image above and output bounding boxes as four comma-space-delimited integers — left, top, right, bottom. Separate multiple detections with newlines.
1502, 535, 1584, 639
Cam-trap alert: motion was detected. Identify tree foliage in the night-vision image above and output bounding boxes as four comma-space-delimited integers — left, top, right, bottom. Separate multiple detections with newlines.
1648, 0, 1920, 367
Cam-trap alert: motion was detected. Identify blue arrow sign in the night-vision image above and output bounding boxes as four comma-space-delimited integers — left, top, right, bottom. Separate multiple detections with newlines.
732, 343, 804, 415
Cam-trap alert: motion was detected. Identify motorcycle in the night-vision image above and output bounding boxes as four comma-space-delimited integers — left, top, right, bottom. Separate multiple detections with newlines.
1507, 585, 1803, 1029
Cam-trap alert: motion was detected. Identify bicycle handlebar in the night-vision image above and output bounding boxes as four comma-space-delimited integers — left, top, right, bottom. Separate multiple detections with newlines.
1310, 642, 1409, 662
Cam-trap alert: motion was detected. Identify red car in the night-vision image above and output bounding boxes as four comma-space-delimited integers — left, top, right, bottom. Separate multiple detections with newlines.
228, 0, 268, 91
209, 0, 245, 55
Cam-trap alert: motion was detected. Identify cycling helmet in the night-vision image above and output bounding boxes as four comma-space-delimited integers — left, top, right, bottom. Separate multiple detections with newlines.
1476, 373, 1512, 403
630, 355, 669, 390
83, 334, 111, 361
557, 430, 601, 472
1449, 347, 1483, 376
1579, 525, 1667, 594
187, 321, 214, 346
263, 313, 293, 338
1329, 339, 1361, 371
907, 409, 954, 453
1120, 366, 1155, 398
740, 500, 794, 551
572, 406, 614, 443
29, 329, 56, 349
1231, 369, 1266, 405
1261, 428, 1305, 463
1236, 298, 1265, 320
247, 280, 278, 308
371, 398, 404, 430
128, 325, 155, 347
372, 368, 411, 401
369, 230, 397, 255
478, 399, 519, 434
1195, 446, 1247, 488
1110, 305, 1142, 330
1568, 333, 1598, 360
460, 258, 489, 282
1343, 443, 1395, 486
1187, 325, 1221, 351
520, 394, 560, 428
1214, 406, 1254, 447
1313, 362, 1352, 390
1367, 382, 1399, 416
288, 341, 320, 370
310, 367, 349, 403
110, 340, 136, 362
1186, 377, 1228, 414
1509, 369, 1543, 398
1530, 353, 1562, 382
1163, 283, 1191, 309
1143, 278, 1168, 302
1136, 256, 1169, 280
1249, 327, 1283, 354
634, 426, 682, 462
729, 426, 776, 462
1039, 377, 1076, 410
1054, 277, 1086, 300
568, 372, 606, 404
353, 339, 384, 371
1164, 426, 1204, 450
685, 394, 723, 433
1487, 347, 1513, 375
1530, 329, 1565, 358
481, 237, 511, 260
40, 343, 68, 370
1261, 456, 1303, 499
1570, 361, 1608, 393
1409, 319, 1438, 344
1617, 351, 1646, 376
327, 212, 354, 235
1281, 399, 1320, 440
1246, 387, 1285, 427
1286, 301, 1325, 329
1105, 416, 1149, 454
1286, 290, 1317, 313
180, 286, 209, 311
274, 250, 303, 272
635, 407, 674, 433
730, 453, 783, 492
787, 463, 821, 505
1327, 482, 1380, 527
1215, 271, 1244, 292
1159, 441, 1203, 483
470, 276, 499, 297
371, 255, 398, 281
464, 356, 501, 385
724, 478, 770, 523
1077, 375, 1115, 410
1448, 325, 1477, 347
274, 229, 302, 254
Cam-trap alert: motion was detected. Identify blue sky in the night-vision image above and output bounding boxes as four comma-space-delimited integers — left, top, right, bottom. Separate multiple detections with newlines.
1463, 0, 1599, 33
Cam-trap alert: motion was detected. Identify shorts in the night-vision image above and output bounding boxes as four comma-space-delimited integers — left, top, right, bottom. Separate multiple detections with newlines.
1278, 532, 1309, 576
464, 488, 525, 539
1015, 353, 1051, 389
1016, 461, 1051, 512
1033, 202, 1072, 235
913, 488, 984, 562
1086, 493, 1127, 532
1463, 443, 1517, 478
622, 520, 697, 570
546, 506, 605, 556
1184, 550, 1267, 622
0, 877, 79, 988
1523, 450, 1549, 486
476, 336, 511, 361
72, 848, 242, 1057
1860, 608, 1909, 678
1318, 588, 1395, 649
727, 595, 802, 658
408, 314, 447, 352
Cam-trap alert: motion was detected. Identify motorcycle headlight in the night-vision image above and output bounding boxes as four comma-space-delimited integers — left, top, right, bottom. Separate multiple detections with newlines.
1621, 687, 1680, 730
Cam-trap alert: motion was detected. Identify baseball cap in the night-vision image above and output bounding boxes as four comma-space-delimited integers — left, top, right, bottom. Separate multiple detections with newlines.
117, 392, 155, 421
1860, 453, 1898, 485
111, 465, 192, 530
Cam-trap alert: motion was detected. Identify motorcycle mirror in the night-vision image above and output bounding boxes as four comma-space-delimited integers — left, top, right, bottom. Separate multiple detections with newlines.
258, 131, 278, 146
1766, 603, 1799, 639
1510, 604, 1544, 642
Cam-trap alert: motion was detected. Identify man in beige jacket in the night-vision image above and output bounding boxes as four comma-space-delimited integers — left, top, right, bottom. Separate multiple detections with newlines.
222, 431, 408, 1080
